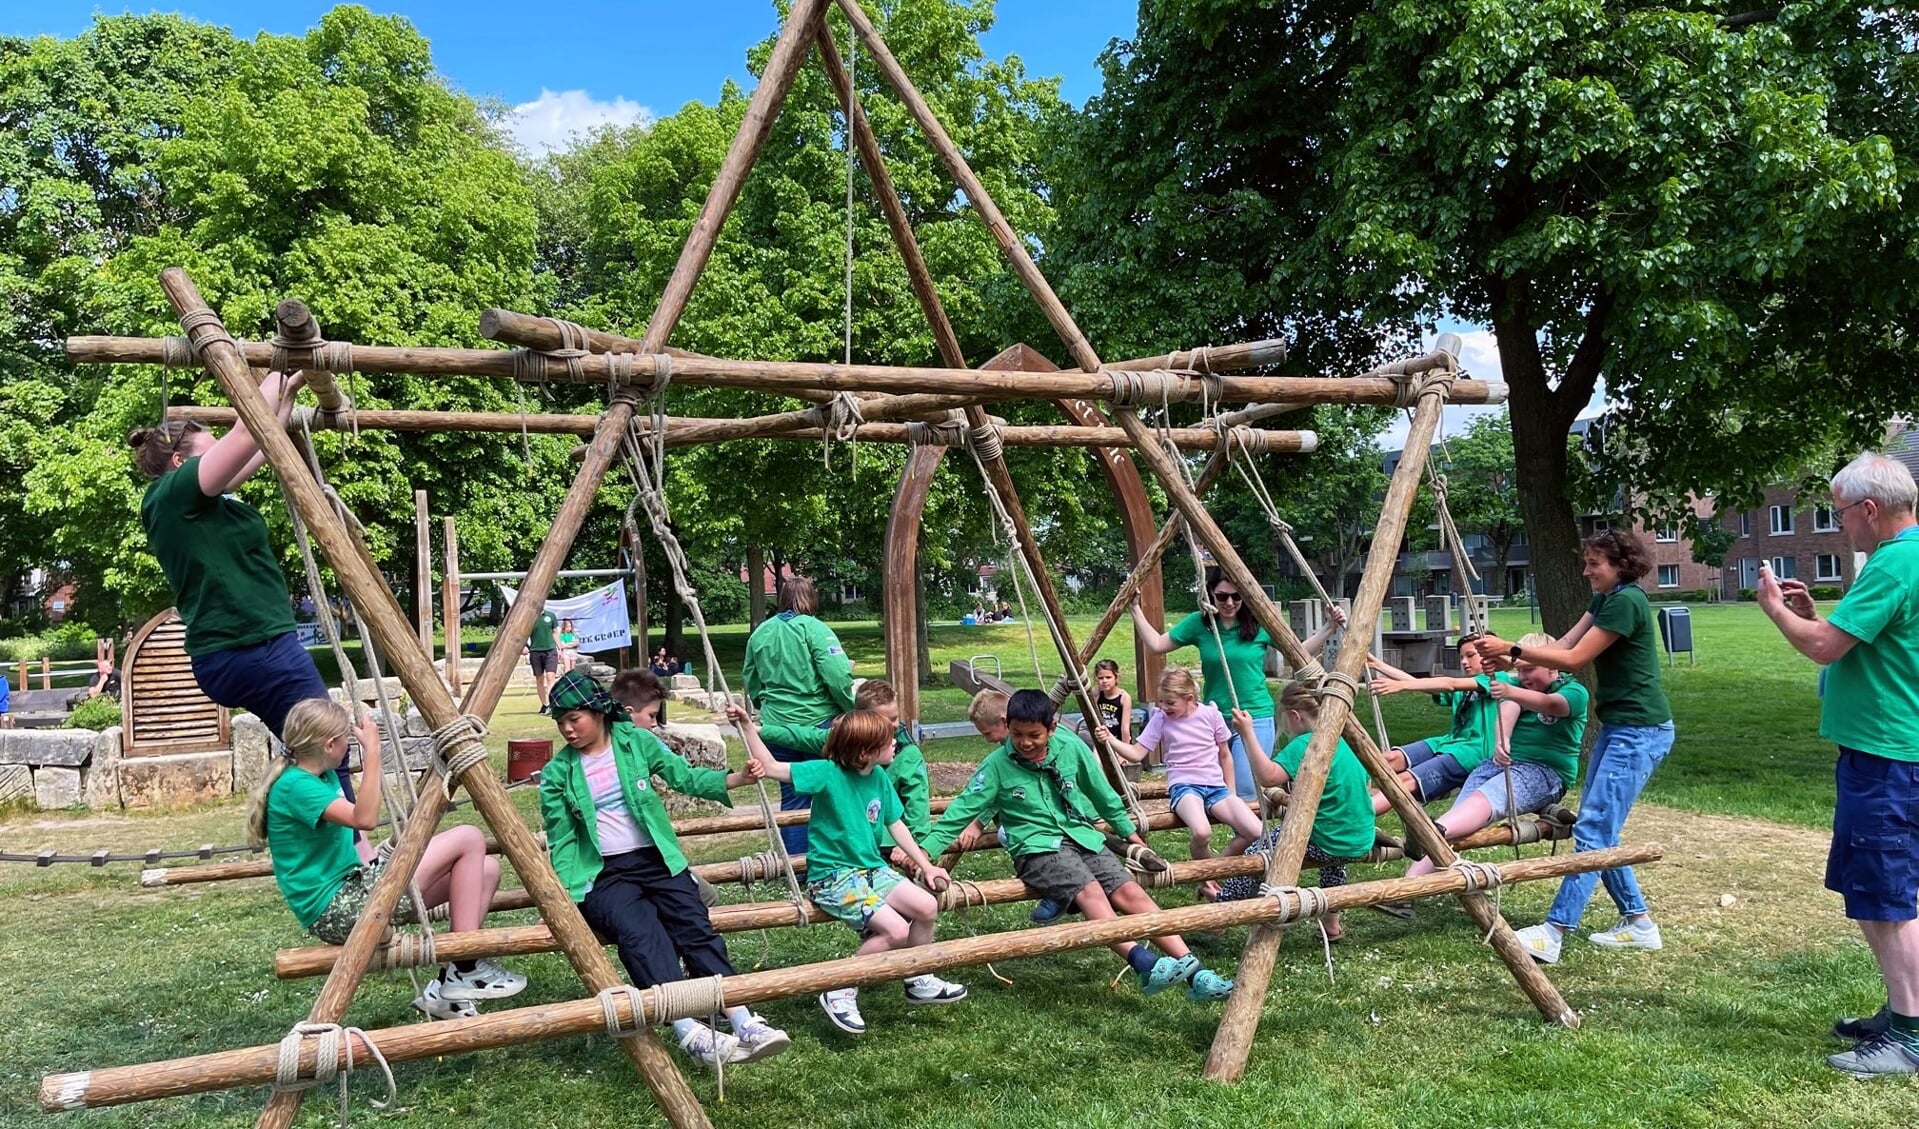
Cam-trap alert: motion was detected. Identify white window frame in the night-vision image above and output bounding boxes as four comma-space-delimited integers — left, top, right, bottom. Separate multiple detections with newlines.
1739, 512, 1751, 538
1656, 564, 1680, 588
1770, 556, 1797, 580
1654, 525, 1679, 543
1813, 505, 1838, 533
1816, 554, 1842, 582
1769, 505, 1794, 536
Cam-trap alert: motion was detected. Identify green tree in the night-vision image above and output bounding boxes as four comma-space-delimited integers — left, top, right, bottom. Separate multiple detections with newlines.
1435, 415, 1524, 596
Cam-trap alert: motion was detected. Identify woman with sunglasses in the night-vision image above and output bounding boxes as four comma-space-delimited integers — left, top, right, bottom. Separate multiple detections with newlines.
1132, 566, 1345, 800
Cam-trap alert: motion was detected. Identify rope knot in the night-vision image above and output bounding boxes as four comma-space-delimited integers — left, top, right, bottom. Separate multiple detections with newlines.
903, 416, 967, 447
812, 391, 865, 440
598, 984, 649, 1037
160, 335, 198, 367
965, 422, 1005, 464
1259, 884, 1331, 925
273, 1022, 395, 1126
429, 714, 491, 800
1313, 670, 1359, 708
1448, 859, 1503, 893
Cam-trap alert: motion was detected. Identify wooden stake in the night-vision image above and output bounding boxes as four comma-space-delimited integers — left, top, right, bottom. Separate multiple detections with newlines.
43, 843, 1658, 1113
271, 298, 347, 414
413, 490, 432, 655
443, 517, 461, 696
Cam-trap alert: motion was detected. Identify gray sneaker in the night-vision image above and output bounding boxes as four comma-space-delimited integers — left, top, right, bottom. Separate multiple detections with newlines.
1828, 1032, 1919, 1078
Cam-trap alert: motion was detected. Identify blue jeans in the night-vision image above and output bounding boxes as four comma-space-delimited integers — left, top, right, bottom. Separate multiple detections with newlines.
1225, 713, 1272, 801
767, 719, 834, 857
1546, 721, 1675, 928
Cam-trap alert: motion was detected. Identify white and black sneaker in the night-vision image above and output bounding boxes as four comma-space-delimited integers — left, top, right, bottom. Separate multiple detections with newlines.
439, 959, 528, 1001
819, 988, 866, 1033
903, 974, 967, 1005
411, 978, 478, 1021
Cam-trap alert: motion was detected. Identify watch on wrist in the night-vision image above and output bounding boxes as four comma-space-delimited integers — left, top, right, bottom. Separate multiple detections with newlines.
1508, 643, 1523, 662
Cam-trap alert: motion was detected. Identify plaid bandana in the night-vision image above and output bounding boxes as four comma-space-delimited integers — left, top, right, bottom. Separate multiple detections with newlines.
548, 669, 629, 724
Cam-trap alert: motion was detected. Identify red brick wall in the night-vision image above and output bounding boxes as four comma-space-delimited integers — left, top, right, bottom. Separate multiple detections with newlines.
1719, 488, 1856, 596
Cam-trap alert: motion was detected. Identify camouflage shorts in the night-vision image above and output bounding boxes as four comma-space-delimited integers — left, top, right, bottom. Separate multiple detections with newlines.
308, 858, 422, 945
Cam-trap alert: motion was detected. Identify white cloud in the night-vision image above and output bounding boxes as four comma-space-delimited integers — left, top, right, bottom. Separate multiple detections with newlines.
506, 89, 653, 156
1373, 326, 1611, 450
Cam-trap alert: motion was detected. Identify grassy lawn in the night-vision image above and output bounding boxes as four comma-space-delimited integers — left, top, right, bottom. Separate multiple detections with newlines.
5, 602, 1910, 1128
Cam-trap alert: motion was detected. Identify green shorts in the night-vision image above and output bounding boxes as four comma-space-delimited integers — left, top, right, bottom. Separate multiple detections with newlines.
806, 865, 906, 933
308, 857, 422, 945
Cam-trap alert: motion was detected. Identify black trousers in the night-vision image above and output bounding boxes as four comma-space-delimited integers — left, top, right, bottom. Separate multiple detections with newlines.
579, 846, 735, 989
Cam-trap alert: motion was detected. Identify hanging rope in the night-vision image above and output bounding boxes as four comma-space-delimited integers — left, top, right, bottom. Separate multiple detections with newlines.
272, 1022, 394, 1129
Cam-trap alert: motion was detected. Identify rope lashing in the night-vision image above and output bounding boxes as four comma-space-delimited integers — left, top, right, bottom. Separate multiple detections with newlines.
270, 337, 355, 378
1313, 670, 1360, 709
964, 422, 1005, 464
1448, 858, 1503, 893
598, 984, 648, 1037
429, 715, 492, 801
273, 1022, 395, 1129
734, 850, 786, 885
1222, 425, 1272, 455
1046, 674, 1076, 707
1261, 884, 1332, 925
159, 335, 198, 367
1106, 369, 1222, 408
811, 391, 865, 470
1291, 659, 1327, 684
177, 308, 232, 348
903, 416, 967, 447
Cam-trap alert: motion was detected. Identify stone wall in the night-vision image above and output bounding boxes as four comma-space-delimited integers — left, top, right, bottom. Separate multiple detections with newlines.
0, 727, 122, 811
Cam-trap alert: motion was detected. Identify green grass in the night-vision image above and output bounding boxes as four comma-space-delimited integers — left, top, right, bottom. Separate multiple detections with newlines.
4, 603, 1907, 1129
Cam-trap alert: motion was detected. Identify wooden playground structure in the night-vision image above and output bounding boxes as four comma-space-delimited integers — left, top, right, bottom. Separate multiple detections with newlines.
42, 3, 1654, 1127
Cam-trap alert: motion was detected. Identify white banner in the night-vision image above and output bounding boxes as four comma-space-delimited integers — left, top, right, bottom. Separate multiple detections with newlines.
499, 580, 632, 654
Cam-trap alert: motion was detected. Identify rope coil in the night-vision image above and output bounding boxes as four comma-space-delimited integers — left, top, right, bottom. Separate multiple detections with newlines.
1449, 858, 1503, 893
160, 335, 198, 367
964, 422, 1005, 464
1260, 884, 1331, 925
429, 715, 492, 801
1106, 369, 1222, 407
273, 1022, 395, 1129
598, 984, 648, 1037
1313, 670, 1359, 708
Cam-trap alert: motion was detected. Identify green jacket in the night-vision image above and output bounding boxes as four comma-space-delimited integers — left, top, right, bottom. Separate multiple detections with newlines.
539, 721, 732, 901
922, 730, 1134, 859
758, 720, 929, 846
741, 612, 855, 726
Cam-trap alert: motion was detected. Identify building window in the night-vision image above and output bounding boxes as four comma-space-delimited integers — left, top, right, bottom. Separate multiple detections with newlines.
1769, 505, 1795, 535
1591, 518, 1611, 533
1817, 554, 1842, 582
1656, 564, 1680, 588
1655, 525, 1679, 543
1739, 512, 1750, 538
1770, 556, 1797, 580
1813, 505, 1838, 533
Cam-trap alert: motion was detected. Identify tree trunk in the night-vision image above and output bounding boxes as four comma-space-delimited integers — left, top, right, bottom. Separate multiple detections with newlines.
664, 584, 684, 658
746, 543, 767, 629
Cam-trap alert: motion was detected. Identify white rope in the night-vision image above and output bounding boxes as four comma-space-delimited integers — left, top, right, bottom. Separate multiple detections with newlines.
272, 1023, 395, 1129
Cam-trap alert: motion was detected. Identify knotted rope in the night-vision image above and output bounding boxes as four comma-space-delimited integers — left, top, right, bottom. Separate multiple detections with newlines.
1261, 883, 1336, 981
273, 1023, 395, 1129
1106, 369, 1222, 408
1313, 670, 1360, 709
595, 975, 726, 1032
598, 984, 648, 1037
1449, 857, 1507, 943
160, 334, 198, 368
810, 391, 865, 470
904, 416, 967, 447
178, 308, 231, 348
933, 878, 1015, 985
429, 715, 492, 801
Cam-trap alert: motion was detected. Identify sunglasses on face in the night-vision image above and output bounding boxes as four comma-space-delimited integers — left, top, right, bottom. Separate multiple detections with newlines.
1211, 591, 1242, 603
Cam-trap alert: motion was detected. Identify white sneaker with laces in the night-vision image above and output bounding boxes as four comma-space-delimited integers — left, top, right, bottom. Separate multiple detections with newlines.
439, 959, 528, 1001
903, 974, 968, 1005
1513, 923, 1563, 964
411, 978, 478, 1021
676, 1021, 746, 1070
1588, 916, 1663, 951
731, 1013, 791, 1062
819, 988, 866, 1033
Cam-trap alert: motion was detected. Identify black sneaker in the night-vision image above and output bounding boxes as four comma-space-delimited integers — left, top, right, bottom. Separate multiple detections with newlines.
1834, 1005, 1891, 1042
538, 704, 550, 716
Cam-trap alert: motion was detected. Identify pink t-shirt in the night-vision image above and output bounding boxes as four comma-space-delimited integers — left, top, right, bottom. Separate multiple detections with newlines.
1138, 702, 1231, 788
581, 749, 652, 856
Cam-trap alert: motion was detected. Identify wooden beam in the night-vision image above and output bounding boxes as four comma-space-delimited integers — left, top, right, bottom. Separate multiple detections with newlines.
413, 490, 432, 655
270, 298, 347, 414
442, 517, 461, 696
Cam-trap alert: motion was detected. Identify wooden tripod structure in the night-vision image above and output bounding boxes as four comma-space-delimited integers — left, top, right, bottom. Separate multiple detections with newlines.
42, 4, 1592, 1127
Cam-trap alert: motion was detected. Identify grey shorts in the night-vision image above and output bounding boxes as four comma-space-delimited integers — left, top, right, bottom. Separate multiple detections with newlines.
1013, 842, 1134, 904
308, 857, 421, 945
1448, 760, 1566, 822
528, 649, 560, 676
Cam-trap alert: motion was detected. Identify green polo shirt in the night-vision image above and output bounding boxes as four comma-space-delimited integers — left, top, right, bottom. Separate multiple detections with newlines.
266, 768, 361, 929
790, 759, 901, 875
922, 730, 1134, 859
1270, 732, 1376, 861
141, 456, 296, 655
1427, 673, 1512, 771
1588, 584, 1671, 727
1168, 610, 1275, 718
1824, 530, 1919, 761
1506, 674, 1589, 789
529, 610, 558, 652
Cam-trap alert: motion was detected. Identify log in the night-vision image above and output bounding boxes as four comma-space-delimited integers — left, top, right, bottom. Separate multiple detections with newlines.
69, 335, 1510, 408
1107, 339, 1289, 373
275, 819, 1575, 980
413, 490, 432, 655
166, 406, 1317, 453
443, 517, 461, 695
44, 842, 1659, 1112
270, 299, 347, 414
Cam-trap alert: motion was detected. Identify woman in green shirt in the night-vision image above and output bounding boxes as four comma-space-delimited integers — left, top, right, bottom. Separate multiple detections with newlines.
742, 576, 857, 855
1133, 565, 1344, 802
1473, 530, 1676, 964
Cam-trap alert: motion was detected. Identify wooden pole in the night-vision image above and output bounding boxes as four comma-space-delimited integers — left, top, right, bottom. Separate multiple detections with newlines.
1107, 339, 1289, 373
443, 517, 461, 696
154, 270, 710, 1129
43, 842, 1658, 1113
72, 335, 1509, 408
413, 490, 432, 655
271, 298, 347, 414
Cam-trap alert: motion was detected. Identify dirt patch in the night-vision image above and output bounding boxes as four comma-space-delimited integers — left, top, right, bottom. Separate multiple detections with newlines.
927, 760, 979, 794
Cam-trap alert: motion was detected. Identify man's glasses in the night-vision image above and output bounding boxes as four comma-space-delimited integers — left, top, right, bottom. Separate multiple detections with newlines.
1832, 498, 1871, 521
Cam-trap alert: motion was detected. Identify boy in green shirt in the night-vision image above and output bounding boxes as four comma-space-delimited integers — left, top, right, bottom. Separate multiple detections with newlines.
922, 690, 1235, 1001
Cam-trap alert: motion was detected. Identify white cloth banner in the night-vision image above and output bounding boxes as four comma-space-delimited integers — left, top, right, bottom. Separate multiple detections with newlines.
499, 580, 632, 654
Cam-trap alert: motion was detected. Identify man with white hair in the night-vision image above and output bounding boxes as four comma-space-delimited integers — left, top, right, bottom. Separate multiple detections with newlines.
1759, 451, 1919, 1077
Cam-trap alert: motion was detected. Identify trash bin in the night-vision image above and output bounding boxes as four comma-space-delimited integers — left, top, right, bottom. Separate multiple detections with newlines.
506, 738, 554, 783
1656, 606, 1694, 666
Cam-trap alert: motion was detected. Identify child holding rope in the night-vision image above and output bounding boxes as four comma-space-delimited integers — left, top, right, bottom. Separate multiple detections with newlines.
1365, 636, 1508, 813
246, 697, 526, 1021
757, 679, 932, 859
1216, 682, 1380, 942
1092, 659, 1135, 753
1102, 668, 1262, 900
922, 689, 1237, 1001
1404, 633, 1583, 876
735, 705, 966, 1035
539, 671, 790, 1068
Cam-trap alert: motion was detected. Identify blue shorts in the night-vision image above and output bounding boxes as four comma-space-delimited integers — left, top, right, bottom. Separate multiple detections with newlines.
806, 865, 905, 932
1170, 782, 1235, 812
1408, 751, 1470, 801
191, 631, 328, 741
1827, 747, 1919, 922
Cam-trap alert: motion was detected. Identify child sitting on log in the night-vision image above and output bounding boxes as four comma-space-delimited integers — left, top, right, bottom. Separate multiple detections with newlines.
539, 670, 790, 1069
756, 678, 934, 863
1365, 635, 1508, 814
733, 704, 966, 1034
1216, 682, 1381, 943
921, 689, 1237, 1001
1404, 633, 1585, 877
1100, 667, 1262, 900
246, 697, 527, 1021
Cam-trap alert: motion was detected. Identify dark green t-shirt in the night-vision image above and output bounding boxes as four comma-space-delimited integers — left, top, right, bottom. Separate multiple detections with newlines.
1271, 732, 1376, 860
1824, 532, 1919, 761
1167, 610, 1275, 718
790, 759, 902, 875
1587, 585, 1672, 727
1506, 674, 1589, 789
529, 610, 559, 651
140, 456, 296, 655
266, 767, 361, 929
1427, 673, 1512, 771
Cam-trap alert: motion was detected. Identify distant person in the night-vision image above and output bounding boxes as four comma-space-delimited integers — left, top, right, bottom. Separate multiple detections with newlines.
557, 617, 580, 672
527, 605, 561, 715
0, 670, 11, 729
1091, 658, 1136, 758
742, 576, 856, 855
650, 647, 676, 678
995, 599, 1014, 622
1757, 453, 1919, 1078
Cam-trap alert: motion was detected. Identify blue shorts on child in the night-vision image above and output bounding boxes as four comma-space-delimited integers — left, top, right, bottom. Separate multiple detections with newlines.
1169, 782, 1235, 812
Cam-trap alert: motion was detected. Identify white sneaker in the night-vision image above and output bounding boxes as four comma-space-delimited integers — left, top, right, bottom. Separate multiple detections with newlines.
411, 978, 478, 1021
731, 1012, 791, 1062
1513, 923, 1564, 964
676, 1021, 747, 1070
819, 988, 866, 1034
903, 974, 967, 1005
1588, 916, 1663, 951
439, 959, 528, 1001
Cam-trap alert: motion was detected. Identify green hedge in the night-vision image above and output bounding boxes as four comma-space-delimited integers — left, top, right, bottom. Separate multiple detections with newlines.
64, 696, 122, 731
0, 623, 99, 664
